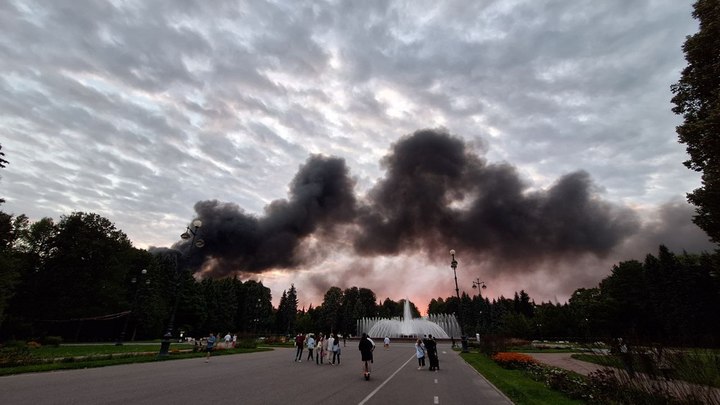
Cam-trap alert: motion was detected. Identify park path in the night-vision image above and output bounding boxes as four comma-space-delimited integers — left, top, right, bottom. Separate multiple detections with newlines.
0, 342, 512, 405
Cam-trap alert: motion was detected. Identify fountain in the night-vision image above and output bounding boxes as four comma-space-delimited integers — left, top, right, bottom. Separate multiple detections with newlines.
356, 300, 461, 339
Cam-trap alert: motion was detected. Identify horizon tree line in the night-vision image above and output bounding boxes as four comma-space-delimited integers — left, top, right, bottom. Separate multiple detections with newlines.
0, 207, 718, 346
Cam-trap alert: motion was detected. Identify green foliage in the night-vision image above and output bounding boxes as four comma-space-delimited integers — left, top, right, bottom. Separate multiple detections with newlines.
671, 0, 720, 244
0, 341, 32, 366
41, 336, 62, 347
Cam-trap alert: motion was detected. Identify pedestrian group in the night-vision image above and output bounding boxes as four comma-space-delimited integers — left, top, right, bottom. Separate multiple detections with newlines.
294, 332, 342, 365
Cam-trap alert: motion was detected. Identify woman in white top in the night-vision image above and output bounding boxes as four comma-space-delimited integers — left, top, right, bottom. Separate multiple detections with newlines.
415, 338, 426, 369
325, 335, 333, 364
305, 334, 316, 361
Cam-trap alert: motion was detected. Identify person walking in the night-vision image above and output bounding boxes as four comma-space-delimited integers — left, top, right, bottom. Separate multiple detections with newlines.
316, 334, 324, 364
294, 333, 305, 362
327, 334, 335, 365
332, 333, 341, 365
383, 336, 390, 350
359, 333, 375, 380
415, 338, 426, 369
205, 332, 216, 363
322, 333, 330, 364
224, 332, 232, 348
306, 334, 316, 361
424, 334, 439, 371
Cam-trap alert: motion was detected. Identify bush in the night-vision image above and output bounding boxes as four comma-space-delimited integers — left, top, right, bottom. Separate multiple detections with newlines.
0, 342, 33, 367
42, 336, 63, 347
235, 339, 257, 349
26, 341, 42, 349
543, 367, 591, 401
479, 335, 509, 355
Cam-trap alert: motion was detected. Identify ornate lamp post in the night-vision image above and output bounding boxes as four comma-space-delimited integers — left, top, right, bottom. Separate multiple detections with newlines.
159, 219, 204, 356
472, 278, 487, 292
115, 268, 149, 345
450, 249, 469, 353
471, 278, 487, 341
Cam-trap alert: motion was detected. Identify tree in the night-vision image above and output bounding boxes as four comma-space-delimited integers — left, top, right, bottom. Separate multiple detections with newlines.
598, 260, 647, 338
339, 287, 360, 335
1, 213, 145, 340
275, 284, 298, 335
0, 212, 20, 329
671, 0, 720, 243
321, 286, 343, 333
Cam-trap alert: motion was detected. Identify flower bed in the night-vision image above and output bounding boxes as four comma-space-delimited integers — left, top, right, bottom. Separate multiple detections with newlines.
491, 352, 537, 369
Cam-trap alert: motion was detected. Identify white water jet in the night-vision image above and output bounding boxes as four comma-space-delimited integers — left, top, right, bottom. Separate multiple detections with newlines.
356, 300, 460, 339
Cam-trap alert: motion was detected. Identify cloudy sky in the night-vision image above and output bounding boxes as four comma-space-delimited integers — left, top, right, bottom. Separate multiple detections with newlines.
1, 0, 714, 311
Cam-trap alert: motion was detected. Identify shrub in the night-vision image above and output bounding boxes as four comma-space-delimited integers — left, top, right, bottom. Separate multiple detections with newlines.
235, 339, 257, 349
42, 336, 63, 347
543, 367, 590, 401
479, 335, 509, 355
0, 343, 33, 367
26, 341, 42, 349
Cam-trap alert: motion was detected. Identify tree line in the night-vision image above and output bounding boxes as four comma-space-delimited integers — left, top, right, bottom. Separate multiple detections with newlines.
0, 209, 422, 342
431, 246, 720, 347
1, 207, 718, 346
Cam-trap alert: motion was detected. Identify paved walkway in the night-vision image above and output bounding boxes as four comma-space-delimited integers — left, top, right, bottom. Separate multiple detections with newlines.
0, 343, 512, 405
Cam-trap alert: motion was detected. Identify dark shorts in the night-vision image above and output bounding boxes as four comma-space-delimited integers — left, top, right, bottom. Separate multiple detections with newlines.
206, 346, 214, 353
361, 352, 373, 362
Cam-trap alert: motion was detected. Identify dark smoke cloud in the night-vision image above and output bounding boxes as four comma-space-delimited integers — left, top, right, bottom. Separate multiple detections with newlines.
355, 129, 640, 265
182, 129, 642, 277
184, 154, 357, 276
621, 199, 715, 256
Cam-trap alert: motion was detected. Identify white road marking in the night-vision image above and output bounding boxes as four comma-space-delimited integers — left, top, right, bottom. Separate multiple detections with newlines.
434, 379, 438, 384
434, 396, 439, 404
358, 355, 416, 405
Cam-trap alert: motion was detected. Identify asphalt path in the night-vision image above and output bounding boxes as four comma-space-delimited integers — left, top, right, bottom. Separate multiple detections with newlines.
0, 342, 512, 405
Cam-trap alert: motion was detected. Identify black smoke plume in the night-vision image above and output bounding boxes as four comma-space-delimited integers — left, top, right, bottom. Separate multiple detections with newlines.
181, 129, 640, 276
181, 154, 357, 276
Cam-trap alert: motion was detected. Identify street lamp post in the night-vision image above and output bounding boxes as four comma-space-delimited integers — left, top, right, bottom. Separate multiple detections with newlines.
158, 219, 205, 357
115, 268, 149, 345
472, 277, 487, 339
450, 249, 469, 353
472, 278, 487, 292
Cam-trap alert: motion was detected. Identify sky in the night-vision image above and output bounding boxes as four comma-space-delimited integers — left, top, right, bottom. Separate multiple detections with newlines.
1, 0, 715, 312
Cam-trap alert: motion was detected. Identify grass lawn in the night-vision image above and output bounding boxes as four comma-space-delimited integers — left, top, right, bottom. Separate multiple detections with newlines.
0, 344, 271, 376
460, 352, 584, 405
30, 343, 194, 358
